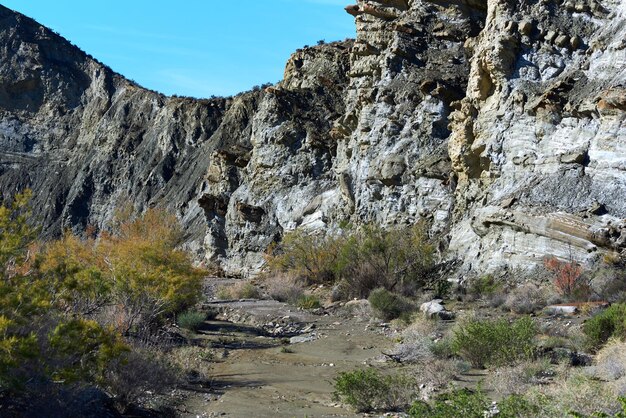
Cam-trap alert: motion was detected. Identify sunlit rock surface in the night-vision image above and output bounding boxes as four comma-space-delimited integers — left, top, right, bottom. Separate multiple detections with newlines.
0, 1, 624, 276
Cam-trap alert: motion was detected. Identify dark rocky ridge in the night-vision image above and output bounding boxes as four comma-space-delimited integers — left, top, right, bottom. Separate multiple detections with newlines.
0, 1, 624, 276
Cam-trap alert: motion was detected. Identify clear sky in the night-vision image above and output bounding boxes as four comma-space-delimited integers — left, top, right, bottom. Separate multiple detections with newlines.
2, 0, 355, 98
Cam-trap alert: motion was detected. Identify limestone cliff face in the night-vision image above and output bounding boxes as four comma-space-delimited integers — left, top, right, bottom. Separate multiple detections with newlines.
446, 0, 626, 271
0, 1, 624, 276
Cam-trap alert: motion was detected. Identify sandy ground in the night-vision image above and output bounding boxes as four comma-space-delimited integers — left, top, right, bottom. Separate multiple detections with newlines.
180, 299, 394, 418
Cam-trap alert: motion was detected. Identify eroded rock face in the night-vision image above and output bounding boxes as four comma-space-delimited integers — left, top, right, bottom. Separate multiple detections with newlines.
0, 1, 624, 276
446, 0, 626, 272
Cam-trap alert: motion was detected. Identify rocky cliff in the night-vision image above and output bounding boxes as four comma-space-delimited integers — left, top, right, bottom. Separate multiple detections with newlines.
0, 1, 624, 276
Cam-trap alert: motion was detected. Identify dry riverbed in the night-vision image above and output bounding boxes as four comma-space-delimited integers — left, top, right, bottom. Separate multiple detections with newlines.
178, 295, 395, 417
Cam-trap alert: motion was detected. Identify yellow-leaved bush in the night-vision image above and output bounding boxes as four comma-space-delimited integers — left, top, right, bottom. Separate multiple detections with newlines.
0, 194, 204, 391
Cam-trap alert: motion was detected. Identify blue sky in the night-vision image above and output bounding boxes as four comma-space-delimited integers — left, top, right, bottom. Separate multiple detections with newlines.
3, 0, 355, 97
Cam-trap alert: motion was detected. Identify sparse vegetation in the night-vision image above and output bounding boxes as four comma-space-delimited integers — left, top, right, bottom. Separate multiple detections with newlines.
0, 192, 620, 416
217, 281, 260, 300
504, 283, 549, 314
466, 274, 503, 300
409, 388, 489, 418
265, 273, 305, 303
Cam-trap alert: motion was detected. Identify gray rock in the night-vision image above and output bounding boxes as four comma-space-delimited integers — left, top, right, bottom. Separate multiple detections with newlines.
545, 305, 578, 315
420, 300, 455, 320
519, 20, 533, 36
0, 1, 624, 279
289, 334, 317, 344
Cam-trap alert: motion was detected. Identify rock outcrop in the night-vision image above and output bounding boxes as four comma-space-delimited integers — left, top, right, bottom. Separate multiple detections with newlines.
0, 1, 624, 276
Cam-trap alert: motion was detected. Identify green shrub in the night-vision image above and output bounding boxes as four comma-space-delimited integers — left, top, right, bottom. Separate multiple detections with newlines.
409, 389, 542, 418
467, 275, 503, 299
234, 282, 260, 299
296, 294, 321, 310
368, 288, 414, 321
337, 224, 434, 297
0, 192, 128, 390
584, 304, 626, 351
451, 317, 537, 368
497, 394, 544, 417
334, 368, 416, 412
430, 338, 454, 359
216, 286, 231, 300
434, 278, 452, 299
177, 311, 206, 331
409, 388, 487, 418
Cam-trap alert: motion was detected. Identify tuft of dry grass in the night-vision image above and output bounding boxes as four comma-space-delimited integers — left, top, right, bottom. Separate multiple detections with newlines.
417, 359, 461, 392
166, 345, 214, 382
589, 339, 626, 381
216, 281, 260, 300
503, 283, 549, 314
529, 369, 620, 417
264, 273, 305, 303
486, 360, 557, 397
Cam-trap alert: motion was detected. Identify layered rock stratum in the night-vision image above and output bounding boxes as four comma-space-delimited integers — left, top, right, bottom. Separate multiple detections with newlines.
0, 1, 624, 276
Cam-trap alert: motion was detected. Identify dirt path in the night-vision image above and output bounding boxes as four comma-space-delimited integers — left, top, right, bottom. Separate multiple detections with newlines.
180, 300, 394, 418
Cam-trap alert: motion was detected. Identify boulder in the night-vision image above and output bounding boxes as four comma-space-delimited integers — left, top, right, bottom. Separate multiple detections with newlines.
545, 305, 578, 315
289, 333, 317, 344
420, 300, 455, 320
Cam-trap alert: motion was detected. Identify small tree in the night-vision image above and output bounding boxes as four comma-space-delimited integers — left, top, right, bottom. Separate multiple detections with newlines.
544, 256, 590, 301
99, 208, 205, 336
0, 192, 126, 390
